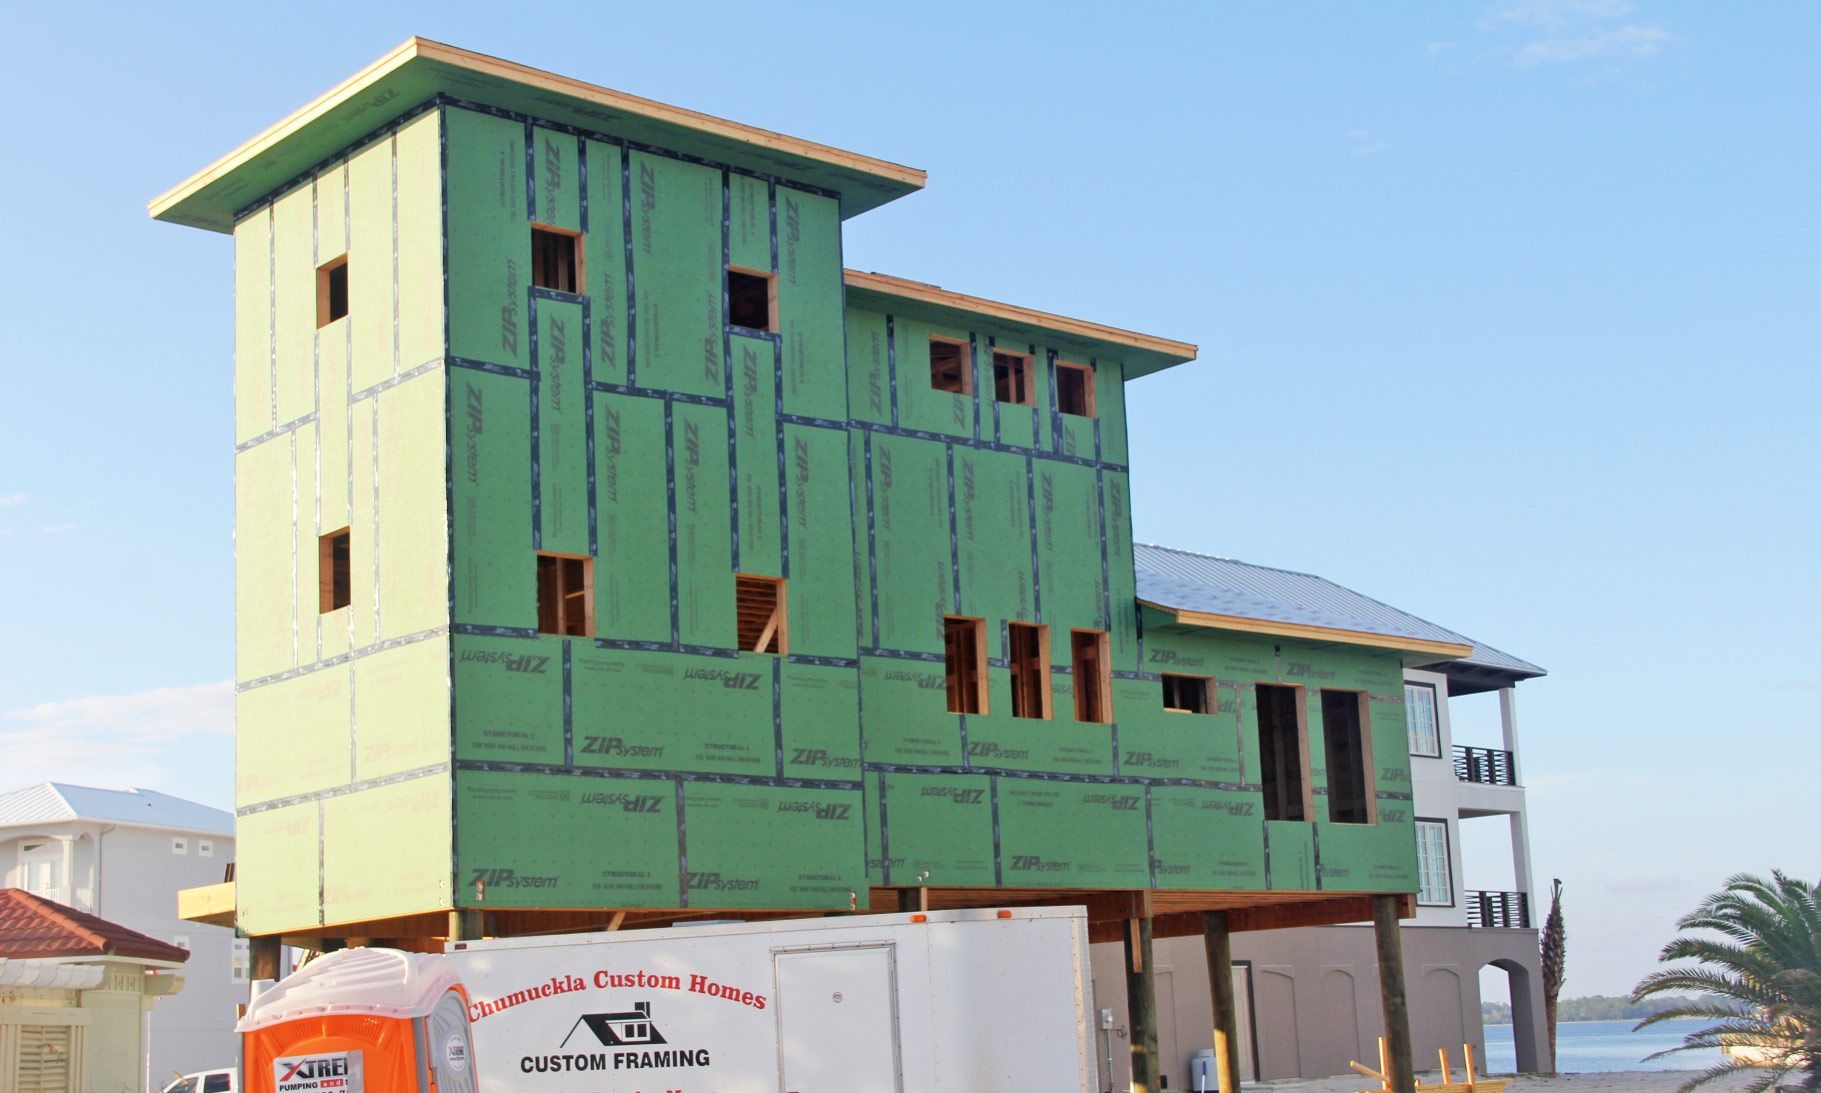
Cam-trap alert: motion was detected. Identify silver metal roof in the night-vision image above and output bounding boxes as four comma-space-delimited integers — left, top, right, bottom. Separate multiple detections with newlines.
1134, 544, 1544, 692
0, 783, 233, 836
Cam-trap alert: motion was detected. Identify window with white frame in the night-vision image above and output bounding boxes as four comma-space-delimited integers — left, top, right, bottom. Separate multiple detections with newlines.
1415, 819, 1452, 906
231, 938, 250, 982
198, 839, 214, 858
171, 836, 188, 854
19, 841, 63, 899
172, 934, 191, 951
1405, 682, 1440, 757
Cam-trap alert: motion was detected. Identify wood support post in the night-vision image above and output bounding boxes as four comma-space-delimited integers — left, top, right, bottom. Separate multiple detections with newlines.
249, 936, 282, 981
1373, 894, 1416, 1093
1123, 914, 1160, 1093
449, 908, 486, 941
1201, 910, 1243, 1093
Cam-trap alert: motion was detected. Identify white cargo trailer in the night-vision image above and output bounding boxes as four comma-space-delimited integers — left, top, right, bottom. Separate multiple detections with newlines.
240, 906, 1095, 1093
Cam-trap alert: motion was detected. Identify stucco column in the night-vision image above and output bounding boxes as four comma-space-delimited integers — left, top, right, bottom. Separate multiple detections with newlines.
1497, 687, 1522, 784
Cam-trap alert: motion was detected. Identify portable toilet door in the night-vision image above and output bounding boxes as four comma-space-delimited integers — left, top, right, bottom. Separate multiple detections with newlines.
238, 947, 475, 1093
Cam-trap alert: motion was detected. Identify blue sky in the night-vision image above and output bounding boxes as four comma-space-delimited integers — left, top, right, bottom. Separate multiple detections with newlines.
1, 2, 1814, 998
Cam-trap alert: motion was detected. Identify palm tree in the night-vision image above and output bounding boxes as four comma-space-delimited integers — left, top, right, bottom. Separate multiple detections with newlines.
1632, 871, 1821, 1093
1542, 879, 1566, 1075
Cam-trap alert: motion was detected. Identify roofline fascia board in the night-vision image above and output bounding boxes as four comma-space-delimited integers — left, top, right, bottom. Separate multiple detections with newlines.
1137, 599, 1475, 660
146, 37, 422, 224
150, 37, 926, 231
843, 269, 1198, 372
0, 817, 233, 839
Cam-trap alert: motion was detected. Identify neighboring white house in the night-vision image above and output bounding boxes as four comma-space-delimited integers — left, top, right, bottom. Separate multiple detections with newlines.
0, 784, 239, 1087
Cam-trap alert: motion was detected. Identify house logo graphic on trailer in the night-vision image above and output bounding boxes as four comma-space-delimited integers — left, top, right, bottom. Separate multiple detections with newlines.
523, 1000, 714, 1074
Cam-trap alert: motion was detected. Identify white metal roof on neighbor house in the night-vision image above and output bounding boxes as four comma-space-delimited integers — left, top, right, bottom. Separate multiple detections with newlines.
0, 783, 233, 836
1134, 544, 1545, 693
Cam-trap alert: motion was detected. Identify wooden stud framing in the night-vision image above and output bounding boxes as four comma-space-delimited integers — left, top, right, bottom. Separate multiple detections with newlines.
735, 574, 788, 654
318, 527, 351, 614
1320, 688, 1378, 825
535, 552, 595, 637
1055, 359, 1096, 418
1160, 672, 1215, 715
991, 348, 1034, 406
1007, 621, 1052, 719
726, 265, 779, 333
316, 254, 349, 328
1071, 628, 1112, 723
943, 615, 988, 715
530, 223, 585, 294
928, 334, 973, 396
1254, 682, 1314, 822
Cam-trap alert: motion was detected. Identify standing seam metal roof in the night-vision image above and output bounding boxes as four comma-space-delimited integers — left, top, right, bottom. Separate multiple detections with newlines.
0, 784, 233, 835
1133, 544, 1544, 680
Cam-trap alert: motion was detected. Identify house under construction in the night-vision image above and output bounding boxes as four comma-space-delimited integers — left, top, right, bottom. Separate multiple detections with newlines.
151, 38, 1545, 1089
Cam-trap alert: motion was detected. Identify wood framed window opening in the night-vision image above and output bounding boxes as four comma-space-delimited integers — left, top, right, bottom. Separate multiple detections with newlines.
318, 528, 351, 613
992, 349, 1034, 405
316, 255, 349, 327
1071, 629, 1112, 723
1007, 622, 1051, 719
727, 266, 778, 332
1321, 689, 1376, 824
929, 335, 972, 395
531, 224, 583, 293
1255, 682, 1311, 821
1161, 673, 1212, 714
535, 552, 593, 636
1055, 360, 1096, 417
735, 574, 787, 654
943, 616, 988, 714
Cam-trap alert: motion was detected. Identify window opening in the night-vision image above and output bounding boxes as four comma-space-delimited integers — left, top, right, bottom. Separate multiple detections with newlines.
1161, 674, 1212, 714
1405, 682, 1440, 757
531, 226, 581, 293
929, 336, 972, 395
1416, 820, 1453, 905
1071, 629, 1112, 723
317, 256, 349, 327
1056, 361, 1095, 417
727, 266, 776, 331
944, 617, 987, 714
993, 350, 1033, 405
1255, 683, 1308, 821
735, 575, 787, 654
1007, 622, 1051, 719
536, 553, 593, 636
1321, 689, 1375, 824
319, 528, 351, 613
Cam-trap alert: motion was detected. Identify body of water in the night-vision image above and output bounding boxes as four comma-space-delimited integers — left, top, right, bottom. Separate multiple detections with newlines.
1484, 1017, 1723, 1074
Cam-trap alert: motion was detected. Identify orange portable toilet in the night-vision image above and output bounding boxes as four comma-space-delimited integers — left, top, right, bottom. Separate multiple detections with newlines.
239, 947, 476, 1093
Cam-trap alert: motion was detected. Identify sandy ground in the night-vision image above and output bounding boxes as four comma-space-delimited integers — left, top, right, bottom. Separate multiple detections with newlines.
1241, 1071, 1758, 1093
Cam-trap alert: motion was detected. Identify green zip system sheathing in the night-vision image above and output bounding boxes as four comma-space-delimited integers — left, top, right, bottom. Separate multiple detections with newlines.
231, 110, 451, 935
212, 85, 1415, 939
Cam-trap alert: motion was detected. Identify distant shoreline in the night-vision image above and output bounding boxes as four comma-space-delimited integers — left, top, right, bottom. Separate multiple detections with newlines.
1483, 1017, 1653, 1028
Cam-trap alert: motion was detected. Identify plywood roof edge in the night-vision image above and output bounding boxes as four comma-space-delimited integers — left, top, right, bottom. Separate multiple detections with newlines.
412, 39, 926, 188
149, 36, 927, 226
147, 36, 426, 223
844, 269, 1198, 364
1135, 598, 1474, 660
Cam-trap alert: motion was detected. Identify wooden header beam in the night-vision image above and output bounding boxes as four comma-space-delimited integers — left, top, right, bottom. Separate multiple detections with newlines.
1139, 600, 1475, 660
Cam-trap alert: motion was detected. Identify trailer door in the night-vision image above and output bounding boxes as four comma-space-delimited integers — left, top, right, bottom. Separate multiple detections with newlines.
774, 945, 901, 1092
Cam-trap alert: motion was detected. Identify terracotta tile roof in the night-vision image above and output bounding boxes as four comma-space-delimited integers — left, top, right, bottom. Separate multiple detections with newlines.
0, 888, 192, 963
